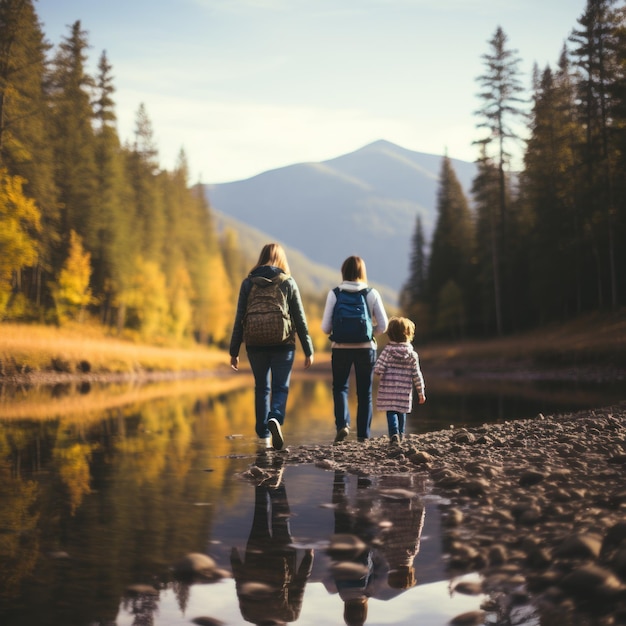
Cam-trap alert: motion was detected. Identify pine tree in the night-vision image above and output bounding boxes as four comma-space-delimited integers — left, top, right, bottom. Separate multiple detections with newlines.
401, 214, 427, 310
92, 50, 136, 324
474, 26, 525, 334
183, 183, 215, 343
569, 0, 621, 310
471, 148, 502, 335
128, 103, 165, 264
427, 156, 474, 337
0, 0, 57, 308
48, 20, 97, 260
522, 55, 584, 322
400, 214, 429, 335
610, 3, 626, 304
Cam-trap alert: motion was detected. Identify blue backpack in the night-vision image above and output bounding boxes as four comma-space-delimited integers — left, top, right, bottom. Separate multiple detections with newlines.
330, 287, 373, 343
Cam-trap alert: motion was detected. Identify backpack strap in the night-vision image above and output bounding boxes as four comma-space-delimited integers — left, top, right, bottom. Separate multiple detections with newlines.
359, 287, 373, 316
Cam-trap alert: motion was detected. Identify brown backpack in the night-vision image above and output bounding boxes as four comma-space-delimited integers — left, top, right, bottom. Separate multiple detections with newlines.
243, 274, 293, 346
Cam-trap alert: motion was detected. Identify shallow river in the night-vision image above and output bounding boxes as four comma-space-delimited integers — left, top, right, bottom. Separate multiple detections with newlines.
1, 372, 625, 626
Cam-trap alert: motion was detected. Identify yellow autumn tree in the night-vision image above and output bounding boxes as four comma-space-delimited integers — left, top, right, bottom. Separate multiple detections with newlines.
53, 440, 93, 515
202, 251, 234, 346
123, 255, 170, 340
51, 229, 93, 323
168, 263, 194, 342
0, 169, 41, 317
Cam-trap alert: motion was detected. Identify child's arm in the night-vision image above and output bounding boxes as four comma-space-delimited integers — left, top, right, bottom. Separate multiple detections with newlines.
413, 353, 426, 403
373, 348, 388, 376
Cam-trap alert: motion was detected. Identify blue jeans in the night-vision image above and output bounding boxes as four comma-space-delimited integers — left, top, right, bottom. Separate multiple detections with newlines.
331, 348, 376, 439
386, 411, 406, 437
247, 349, 295, 439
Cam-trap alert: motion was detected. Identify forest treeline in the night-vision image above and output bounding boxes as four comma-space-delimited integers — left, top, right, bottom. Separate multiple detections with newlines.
0, 1, 252, 346
1, 0, 625, 348
403, 1, 626, 338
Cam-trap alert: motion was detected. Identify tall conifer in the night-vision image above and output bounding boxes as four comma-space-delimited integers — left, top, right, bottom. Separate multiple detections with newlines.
401, 214, 427, 310
48, 20, 97, 259
128, 103, 165, 264
427, 156, 474, 336
92, 50, 135, 324
569, 0, 621, 310
474, 26, 525, 334
522, 55, 584, 322
0, 0, 57, 307
471, 148, 502, 335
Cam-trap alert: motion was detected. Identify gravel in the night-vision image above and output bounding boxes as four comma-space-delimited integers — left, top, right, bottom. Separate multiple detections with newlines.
247, 403, 626, 626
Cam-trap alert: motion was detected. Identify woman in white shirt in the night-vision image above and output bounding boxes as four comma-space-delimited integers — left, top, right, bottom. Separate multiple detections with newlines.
321, 256, 388, 442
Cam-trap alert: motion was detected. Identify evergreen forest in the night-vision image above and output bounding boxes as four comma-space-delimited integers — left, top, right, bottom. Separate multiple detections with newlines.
403, 2, 626, 338
1, 0, 626, 348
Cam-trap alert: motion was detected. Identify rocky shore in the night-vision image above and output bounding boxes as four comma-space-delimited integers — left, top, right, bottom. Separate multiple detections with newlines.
263, 403, 626, 626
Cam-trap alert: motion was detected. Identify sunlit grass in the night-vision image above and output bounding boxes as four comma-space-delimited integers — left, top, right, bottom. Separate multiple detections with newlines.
0, 322, 230, 376
421, 310, 626, 368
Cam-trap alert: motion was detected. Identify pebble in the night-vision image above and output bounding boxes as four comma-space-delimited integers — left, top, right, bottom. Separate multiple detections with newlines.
255, 402, 626, 625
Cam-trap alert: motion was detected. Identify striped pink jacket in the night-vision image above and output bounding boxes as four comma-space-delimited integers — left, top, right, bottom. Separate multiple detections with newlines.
374, 342, 425, 413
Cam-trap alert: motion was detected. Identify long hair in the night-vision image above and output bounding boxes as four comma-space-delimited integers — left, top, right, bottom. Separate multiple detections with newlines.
341, 256, 367, 282
250, 242, 291, 275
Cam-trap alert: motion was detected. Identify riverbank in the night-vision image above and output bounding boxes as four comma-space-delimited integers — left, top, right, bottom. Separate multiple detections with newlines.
2, 311, 626, 387
3, 320, 626, 624
419, 310, 626, 383
258, 403, 626, 626
0, 322, 232, 385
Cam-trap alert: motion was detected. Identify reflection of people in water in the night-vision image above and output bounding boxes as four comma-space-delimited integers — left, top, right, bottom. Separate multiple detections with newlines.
327, 470, 382, 626
231, 455, 314, 625
377, 476, 425, 593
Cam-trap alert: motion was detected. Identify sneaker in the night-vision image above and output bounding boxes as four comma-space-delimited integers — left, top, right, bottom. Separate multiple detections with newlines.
390, 434, 401, 446
268, 417, 284, 450
257, 437, 271, 449
334, 426, 350, 443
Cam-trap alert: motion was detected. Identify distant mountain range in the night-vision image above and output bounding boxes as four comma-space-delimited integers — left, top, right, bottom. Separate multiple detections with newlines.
204, 140, 476, 304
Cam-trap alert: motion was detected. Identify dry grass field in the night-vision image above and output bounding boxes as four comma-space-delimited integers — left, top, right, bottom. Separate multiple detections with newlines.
420, 310, 626, 372
1, 310, 625, 382
0, 322, 229, 378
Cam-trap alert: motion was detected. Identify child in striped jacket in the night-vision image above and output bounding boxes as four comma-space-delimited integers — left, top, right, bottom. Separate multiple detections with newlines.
374, 317, 426, 444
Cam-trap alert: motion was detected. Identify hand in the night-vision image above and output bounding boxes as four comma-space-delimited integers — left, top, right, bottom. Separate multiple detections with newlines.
304, 355, 313, 369
230, 356, 239, 371
418, 393, 426, 404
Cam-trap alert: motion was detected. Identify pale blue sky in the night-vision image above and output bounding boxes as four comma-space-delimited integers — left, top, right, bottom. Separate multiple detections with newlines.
37, 0, 588, 183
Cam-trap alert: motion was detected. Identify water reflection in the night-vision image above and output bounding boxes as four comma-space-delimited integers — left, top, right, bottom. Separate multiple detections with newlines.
231, 453, 314, 625
325, 472, 428, 625
328, 471, 379, 625
1, 373, 625, 625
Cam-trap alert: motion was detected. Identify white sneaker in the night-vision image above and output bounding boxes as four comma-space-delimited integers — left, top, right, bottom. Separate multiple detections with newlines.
268, 418, 284, 450
257, 437, 271, 448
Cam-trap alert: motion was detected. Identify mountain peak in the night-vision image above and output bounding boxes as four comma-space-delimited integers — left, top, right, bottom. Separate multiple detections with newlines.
206, 141, 476, 299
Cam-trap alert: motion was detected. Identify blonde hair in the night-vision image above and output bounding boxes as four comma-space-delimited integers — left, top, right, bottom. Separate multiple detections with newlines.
386, 316, 415, 342
250, 243, 291, 275
341, 256, 367, 282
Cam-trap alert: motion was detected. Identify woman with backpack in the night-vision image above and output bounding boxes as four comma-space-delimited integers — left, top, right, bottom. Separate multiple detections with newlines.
321, 255, 388, 443
230, 243, 314, 450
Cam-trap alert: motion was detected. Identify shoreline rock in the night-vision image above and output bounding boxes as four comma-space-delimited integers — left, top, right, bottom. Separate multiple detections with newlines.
275, 403, 626, 625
